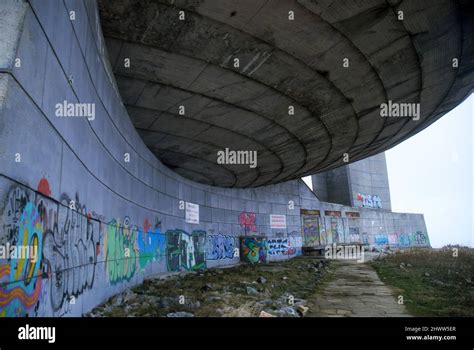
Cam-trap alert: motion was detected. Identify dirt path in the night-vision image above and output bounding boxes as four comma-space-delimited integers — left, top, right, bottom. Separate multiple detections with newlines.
309, 261, 411, 317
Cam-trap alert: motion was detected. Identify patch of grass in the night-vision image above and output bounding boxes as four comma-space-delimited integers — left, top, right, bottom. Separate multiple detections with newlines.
370, 247, 474, 316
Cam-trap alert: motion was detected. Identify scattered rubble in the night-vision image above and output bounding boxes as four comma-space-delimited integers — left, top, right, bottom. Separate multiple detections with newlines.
86, 256, 331, 317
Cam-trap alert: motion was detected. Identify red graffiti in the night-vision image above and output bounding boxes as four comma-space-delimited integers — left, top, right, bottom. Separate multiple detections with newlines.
239, 212, 257, 233
37, 177, 51, 197
143, 217, 152, 233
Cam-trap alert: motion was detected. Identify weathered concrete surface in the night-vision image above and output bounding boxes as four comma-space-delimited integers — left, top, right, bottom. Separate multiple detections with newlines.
310, 261, 410, 317
99, 0, 474, 187
313, 152, 392, 210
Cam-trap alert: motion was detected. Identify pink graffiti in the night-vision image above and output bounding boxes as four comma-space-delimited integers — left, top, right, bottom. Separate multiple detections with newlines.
239, 212, 257, 233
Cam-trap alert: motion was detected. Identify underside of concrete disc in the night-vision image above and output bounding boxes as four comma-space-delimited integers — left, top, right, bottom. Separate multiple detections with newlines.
99, 0, 474, 187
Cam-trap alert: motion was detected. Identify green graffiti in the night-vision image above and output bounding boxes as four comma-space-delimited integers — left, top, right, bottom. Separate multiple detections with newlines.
105, 218, 139, 285
166, 230, 206, 272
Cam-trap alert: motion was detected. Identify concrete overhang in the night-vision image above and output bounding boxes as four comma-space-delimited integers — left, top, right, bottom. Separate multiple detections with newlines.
98, 0, 474, 188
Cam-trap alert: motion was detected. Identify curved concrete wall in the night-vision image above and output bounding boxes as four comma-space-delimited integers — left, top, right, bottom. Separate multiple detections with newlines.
0, 0, 429, 317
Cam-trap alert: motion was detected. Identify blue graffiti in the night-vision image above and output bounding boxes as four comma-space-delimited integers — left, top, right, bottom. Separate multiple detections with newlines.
137, 227, 166, 269
398, 233, 410, 246
374, 233, 388, 245
205, 234, 236, 260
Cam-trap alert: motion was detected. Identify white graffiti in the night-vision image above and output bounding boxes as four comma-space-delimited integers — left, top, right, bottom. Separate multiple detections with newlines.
356, 193, 382, 209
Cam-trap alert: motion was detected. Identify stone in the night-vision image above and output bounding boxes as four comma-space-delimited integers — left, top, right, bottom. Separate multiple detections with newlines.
297, 305, 309, 317
159, 296, 178, 308
111, 294, 123, 306
259, 311, 276, 317
166, 312, 194, 317
276, 306, 298, 317
201, 283, 213, 291
246, 286, 259, 296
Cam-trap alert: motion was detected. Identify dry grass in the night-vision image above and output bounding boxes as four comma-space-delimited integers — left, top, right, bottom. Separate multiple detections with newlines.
370, 247, 474, 316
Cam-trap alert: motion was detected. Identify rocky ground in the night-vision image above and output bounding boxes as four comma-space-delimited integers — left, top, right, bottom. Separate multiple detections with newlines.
90, 250, 463, 318
86, 256, 332, 317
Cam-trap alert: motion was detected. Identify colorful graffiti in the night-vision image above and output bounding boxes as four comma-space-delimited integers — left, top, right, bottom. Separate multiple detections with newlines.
0, 202, 43, 317
288, 231, 302, 256
329, 217, 341, 243
374, 233, 389, 245
349, 227, 360, 243
302, 214, 320, 246
376, 232, 429, 247
166, 230, 206, 272
137, 218, 166, 270
104, 217, 138, 285
240, 236, 267, 263
267, 238, 289, 256
412, 231, 429, 246
0, 181, 102, 317
239, 212, 257, 233
356, 193, 382, 209
205, 234, 237, 260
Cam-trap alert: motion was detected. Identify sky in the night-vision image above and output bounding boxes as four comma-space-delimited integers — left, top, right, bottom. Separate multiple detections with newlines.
303, 93, 473, 248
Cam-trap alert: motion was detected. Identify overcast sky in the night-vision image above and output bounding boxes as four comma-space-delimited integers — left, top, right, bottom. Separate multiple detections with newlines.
303, 93, 473, 248
385, 94, 473, 248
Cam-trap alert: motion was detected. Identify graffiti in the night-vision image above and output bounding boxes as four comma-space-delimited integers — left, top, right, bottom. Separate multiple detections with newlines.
0, 202, 43, 317
302, 215, 320, 247
330, 217, 341, 243
268, 238, 289, 255
1, 187, 30, 247
388, 233, 398, 245
349, 227, 360, 243
239, 212, 257, 233
37, 177, 51, 197
362, 232, 369, 245
41, 192, 99, 314
374, 233, 389, 245
137, 218, 165, 270
1, 182, 100, 316
240, 236, 267, 263
412, 231, 428, 246
205, 234, 237, 260
356, 193, 382, 209
288, 231, 302, 256
166, 230, 206, 272
398, 233, 410, 246
104, 217, 138, 285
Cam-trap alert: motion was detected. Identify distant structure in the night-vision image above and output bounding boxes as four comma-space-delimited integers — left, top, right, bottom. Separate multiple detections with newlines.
303, 152, 428, 251
312, 153, 391, 210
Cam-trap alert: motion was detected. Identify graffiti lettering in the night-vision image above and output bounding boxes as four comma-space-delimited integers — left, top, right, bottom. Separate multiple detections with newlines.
239, 212, 257, 233
205, 234, 237, 260
166, 230, 206, 272
240, 236, 267, 263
